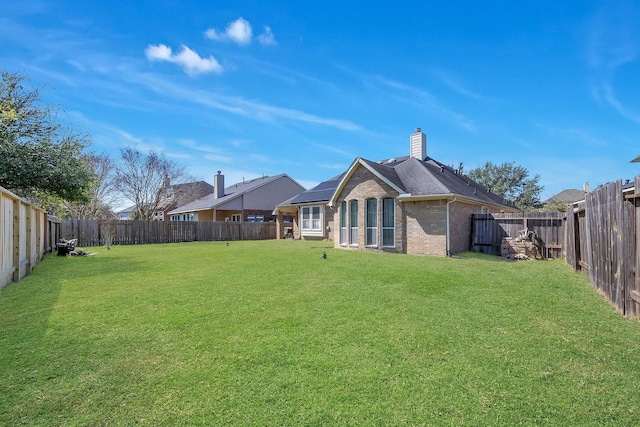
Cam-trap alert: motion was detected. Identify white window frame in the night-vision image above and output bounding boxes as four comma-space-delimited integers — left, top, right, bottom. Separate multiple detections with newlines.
382, 198, 395, 247
365, 198, 377, 246
349, 200, 358, 245
170, 213, 196, 221
300, 205, 324, 237
231, 214, 241, 222
340, 201, 347, 245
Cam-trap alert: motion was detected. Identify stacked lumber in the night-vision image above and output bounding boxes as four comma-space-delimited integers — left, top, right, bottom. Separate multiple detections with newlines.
500, 237, 539, 260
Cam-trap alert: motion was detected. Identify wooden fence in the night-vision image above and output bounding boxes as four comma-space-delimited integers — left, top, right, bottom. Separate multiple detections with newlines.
471, 212, 566, 258
565, 179, 640, 318
0, 186, 60, 288
61, 219, 277, 247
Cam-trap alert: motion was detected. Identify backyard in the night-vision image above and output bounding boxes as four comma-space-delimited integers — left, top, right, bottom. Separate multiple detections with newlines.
1, 240, 640, 426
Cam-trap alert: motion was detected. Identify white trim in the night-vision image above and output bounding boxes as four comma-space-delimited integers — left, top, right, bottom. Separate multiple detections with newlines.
300, 205, 324, 237
328, 158, 405, 208
396, 193, 519, 212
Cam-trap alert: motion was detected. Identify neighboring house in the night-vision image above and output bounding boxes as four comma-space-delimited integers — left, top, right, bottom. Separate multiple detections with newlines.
275, 128, 520, 256
116, 180, 214, 220
116, 205, 136, 220
543, 189, 585, 209
168, 171, 306, 223
152, 179, 214, 220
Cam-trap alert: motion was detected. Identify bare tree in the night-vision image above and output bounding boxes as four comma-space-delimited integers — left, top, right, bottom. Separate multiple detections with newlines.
114, 147, 187, 220
61, 153, 120, 219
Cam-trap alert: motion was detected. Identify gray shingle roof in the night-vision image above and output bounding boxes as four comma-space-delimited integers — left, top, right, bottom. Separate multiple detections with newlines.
283, 155, 516, 210
544, 189, 584, 204
169, 174, 288, 214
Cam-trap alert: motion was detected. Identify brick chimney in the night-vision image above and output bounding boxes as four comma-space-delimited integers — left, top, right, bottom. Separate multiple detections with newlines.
410, 128, 427, 160
214, 171, 225, 199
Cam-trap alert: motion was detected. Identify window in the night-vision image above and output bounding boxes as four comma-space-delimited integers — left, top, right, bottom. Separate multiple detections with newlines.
366, 198, 377, 246
247, 215, 264, 222
382, 198, 395, 246
170, 213, 195, 221
349, 200, 358, 245
301, 205, 323, 236
231, 214, 241, 222
340, 201, 347, 244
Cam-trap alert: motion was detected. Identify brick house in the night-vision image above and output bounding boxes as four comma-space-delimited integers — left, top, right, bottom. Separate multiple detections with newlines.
275, 128, 520, 256
168, 171, 305, 223
117, 179, 214, 220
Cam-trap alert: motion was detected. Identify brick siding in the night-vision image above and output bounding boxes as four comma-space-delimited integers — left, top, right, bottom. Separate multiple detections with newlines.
404, 200, 447, 256
332, 166, 404, 253
328, 163, 515, 256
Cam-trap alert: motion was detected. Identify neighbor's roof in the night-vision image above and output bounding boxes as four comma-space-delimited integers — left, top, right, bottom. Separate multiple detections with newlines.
281, 154, 517, 210
168, 174, 293, 214
544, 189, 584, 204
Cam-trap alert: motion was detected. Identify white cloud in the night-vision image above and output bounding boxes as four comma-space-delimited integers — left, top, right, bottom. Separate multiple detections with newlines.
145, 43, 223, 76
205, 17, 253, 45
227, 18, 252, 45
585, 3, 640, 124
145, 44, 172, 61
204, 154, 232, 163
203, 28, 221, 40
375, 76, 476, 132
258, 26, 276, 46
128, 72, 362, 132
602, 83, 640, 124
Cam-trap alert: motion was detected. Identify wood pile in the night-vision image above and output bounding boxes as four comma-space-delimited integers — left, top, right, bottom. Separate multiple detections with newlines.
500, 237, 539, 260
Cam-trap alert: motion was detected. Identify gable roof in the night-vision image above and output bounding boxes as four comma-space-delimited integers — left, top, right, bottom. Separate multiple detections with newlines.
544, 188, 584, 204
168, 174, 298, 214
158, 180, 214, 209
286, 154, 517, 210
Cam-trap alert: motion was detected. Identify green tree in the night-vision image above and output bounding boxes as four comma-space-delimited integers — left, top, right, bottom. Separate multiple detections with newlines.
0, 71, 92, 204
468, 161, 543, 211
540, 198, 569, 213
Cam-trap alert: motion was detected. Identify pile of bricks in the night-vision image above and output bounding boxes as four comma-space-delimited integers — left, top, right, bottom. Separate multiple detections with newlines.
500, 237, 539, 260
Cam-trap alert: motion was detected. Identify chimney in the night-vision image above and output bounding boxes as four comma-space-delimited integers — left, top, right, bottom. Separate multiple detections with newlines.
163, 176, 170, 188
214, 171, 225, 199
410, 128, 427, 160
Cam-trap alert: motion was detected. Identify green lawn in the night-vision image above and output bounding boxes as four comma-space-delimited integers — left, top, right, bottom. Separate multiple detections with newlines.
2, 240, 640, 426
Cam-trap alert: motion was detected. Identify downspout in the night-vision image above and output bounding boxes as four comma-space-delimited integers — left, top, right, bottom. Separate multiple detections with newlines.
446, 197, 457, 257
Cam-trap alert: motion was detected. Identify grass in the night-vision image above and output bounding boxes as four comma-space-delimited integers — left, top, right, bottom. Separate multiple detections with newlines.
2, 240, 640, 426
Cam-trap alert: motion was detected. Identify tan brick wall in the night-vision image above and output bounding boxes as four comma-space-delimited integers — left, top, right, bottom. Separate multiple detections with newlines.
404, 200, 447, 256
332, 166, 404, 253
328, 163, 513, 256
448, 202, 478, 254
325, 205, 336, 240
198, 210, 214, 222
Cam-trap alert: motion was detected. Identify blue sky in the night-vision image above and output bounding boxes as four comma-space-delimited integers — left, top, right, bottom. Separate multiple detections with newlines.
2, 1, 640, 207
